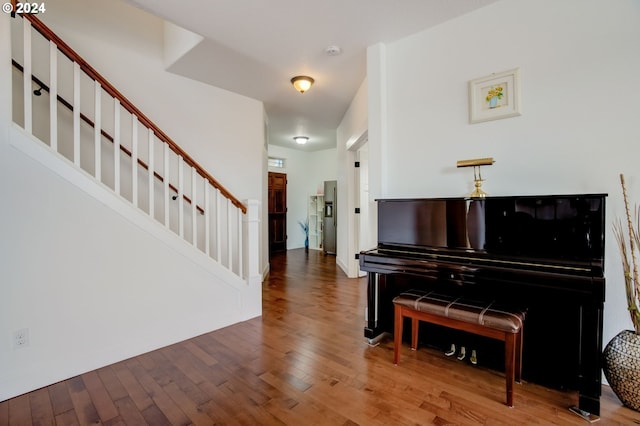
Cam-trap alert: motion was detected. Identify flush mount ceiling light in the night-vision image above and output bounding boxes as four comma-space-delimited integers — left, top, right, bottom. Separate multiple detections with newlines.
291, 76, 314, 94
294, 136, 309, 145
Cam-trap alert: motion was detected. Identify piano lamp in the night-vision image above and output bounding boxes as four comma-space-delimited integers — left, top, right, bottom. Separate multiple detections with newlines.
456, 157, 495, 198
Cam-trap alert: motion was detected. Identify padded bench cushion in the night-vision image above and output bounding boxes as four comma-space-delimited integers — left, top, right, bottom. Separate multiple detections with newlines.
393, 289, 525, 334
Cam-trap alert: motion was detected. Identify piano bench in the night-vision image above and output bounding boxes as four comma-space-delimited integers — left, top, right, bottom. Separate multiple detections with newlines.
392, 289, 525, 407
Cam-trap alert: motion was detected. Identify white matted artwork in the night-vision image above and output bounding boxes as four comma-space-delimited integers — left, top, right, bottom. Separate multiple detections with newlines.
469, 68, 521, 123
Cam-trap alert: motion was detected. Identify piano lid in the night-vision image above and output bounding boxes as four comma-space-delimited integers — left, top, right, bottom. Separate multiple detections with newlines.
376, 194, 606, 269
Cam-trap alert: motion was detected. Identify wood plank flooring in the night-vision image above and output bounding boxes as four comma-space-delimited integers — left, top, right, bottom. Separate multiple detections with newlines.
2, 248, 640, 425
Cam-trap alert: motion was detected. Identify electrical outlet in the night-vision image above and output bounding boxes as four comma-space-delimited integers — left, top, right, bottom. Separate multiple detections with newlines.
13, 328, 29, 349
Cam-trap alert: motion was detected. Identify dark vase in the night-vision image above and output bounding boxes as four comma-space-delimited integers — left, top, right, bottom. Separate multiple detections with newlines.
602, 329, 640, 412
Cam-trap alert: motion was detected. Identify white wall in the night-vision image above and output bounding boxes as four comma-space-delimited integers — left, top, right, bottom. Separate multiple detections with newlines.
268, 145, 337, 250
337, 78, 368, 277
367, 0, 640, 346
0, 0, 266, 401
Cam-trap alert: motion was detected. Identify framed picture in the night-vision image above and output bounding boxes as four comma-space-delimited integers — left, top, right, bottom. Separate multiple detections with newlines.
469, 68, 521, 123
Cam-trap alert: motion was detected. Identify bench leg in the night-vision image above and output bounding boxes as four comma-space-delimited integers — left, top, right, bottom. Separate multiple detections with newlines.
505, 333, 516, 407
411, 318, 419, 350
515, 329, 523, 383
394, 305, 403, 365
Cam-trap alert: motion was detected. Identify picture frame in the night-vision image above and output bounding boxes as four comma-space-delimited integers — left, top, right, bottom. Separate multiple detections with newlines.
469, 68, 521, 123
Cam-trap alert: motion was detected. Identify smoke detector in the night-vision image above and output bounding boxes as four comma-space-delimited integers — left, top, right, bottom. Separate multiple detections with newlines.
324, 45, 342, 56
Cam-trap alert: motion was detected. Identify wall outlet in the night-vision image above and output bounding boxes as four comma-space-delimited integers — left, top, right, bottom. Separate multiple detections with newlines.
13, 328, 30, 349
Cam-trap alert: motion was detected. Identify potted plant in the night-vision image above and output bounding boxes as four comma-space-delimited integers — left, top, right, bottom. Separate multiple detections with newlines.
299, 219, 309, 252
603, 173, 640, 411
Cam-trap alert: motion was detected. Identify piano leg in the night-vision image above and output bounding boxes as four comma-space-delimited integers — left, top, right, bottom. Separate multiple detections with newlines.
570, 303, 603, 420
364, 272, 386, 344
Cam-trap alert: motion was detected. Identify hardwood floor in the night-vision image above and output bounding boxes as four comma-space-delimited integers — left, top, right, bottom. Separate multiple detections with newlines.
2, 248, 640, 425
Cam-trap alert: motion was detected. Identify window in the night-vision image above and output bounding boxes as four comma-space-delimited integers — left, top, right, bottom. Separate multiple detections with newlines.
268, 157, 285, 168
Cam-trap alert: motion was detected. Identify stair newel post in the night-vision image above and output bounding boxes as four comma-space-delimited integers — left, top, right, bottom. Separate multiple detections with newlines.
131, 117, 138, 207
49, 41, 57, 151
147, 129, 154, 219
22, 18, 32, 133
94, 81, 101, 181
72, 62, 80, 166
191, 167, 197, 247
163, 142, 170, 227
243, 200, 261, 312
114, 99, 120, 195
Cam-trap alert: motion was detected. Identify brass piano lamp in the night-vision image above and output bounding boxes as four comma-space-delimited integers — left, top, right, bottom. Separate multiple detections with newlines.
456, 157, 495, 198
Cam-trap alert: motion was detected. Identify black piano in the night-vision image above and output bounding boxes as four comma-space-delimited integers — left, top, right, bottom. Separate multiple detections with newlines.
359, 194, 606, 416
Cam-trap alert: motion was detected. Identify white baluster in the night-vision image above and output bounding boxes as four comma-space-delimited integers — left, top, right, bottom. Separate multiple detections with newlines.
228, 199, 233, 270
73, 62, 80, 166
114, 99, 120, 195
178, 155, 184, 238
148, 130, 154, 219
131, 117, 138, 207
49, 41, 57, 151
23, 19, 32, 133
216, 189, 221, 262
191, 167, 197, 247
164, 143, 170, 227
94, 81, 101, 181
205, 181, 211, 256
238, 207, 243, 278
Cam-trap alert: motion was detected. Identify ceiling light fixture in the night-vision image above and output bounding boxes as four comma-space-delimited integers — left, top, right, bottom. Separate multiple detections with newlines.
294, 136, 309, 145
291, 76, 314, 94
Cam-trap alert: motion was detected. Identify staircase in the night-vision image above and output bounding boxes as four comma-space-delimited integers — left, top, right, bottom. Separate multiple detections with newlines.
10, 10, 256, 281
1, 4, 262, 402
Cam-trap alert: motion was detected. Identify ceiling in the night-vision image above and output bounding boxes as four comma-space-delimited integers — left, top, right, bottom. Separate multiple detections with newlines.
125, 0, 498, 152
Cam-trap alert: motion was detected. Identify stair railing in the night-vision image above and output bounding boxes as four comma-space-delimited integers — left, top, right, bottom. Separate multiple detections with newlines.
10, 5, 249, 279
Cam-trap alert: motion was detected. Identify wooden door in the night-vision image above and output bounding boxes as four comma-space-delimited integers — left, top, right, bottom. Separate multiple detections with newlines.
268, 172, 287, 254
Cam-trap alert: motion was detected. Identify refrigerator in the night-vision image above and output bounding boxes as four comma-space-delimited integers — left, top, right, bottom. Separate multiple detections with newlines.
323, 180, 337, 254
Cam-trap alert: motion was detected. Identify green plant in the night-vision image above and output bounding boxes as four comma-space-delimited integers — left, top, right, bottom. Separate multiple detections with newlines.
613, 174, 640, 333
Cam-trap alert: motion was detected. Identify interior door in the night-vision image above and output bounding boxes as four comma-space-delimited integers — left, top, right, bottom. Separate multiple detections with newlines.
268, 172, 287, 254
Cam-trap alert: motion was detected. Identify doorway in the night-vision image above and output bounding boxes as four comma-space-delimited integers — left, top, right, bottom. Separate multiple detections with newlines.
268, 172, 287, 255
347, 131, 376, 278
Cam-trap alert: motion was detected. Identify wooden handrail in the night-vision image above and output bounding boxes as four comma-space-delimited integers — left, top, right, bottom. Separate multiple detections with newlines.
12, 7, 246, 213
12, 59, 206, 215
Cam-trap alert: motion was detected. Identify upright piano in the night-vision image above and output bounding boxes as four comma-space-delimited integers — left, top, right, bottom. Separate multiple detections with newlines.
359, 194, 606, 415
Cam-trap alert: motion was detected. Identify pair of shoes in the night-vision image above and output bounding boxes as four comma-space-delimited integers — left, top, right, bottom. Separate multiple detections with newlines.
470, 349, 478, 365
445, 343, 456, 357
457, 346, 467, 361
